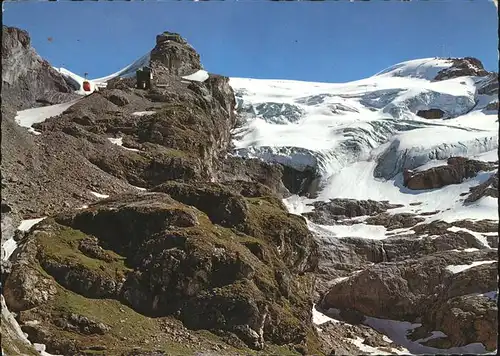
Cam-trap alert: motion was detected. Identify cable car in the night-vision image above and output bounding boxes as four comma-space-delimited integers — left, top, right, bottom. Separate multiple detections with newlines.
82, 72, 91, 92
82, 81, 91, 92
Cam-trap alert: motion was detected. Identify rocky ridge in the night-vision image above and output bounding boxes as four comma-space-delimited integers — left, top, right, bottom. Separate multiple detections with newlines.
1, 26, 329, 355
1, 26, 79, 113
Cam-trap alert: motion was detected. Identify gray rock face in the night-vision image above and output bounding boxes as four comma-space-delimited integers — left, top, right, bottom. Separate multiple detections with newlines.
404, 157, 497, 190
304, 199, 403, 224
2, 26, 79, 111
477, 72, 499, 95
240, 102, 304, 124
320, 249, 498, 351
464, 172, 498, 203
150, 31, 202, 79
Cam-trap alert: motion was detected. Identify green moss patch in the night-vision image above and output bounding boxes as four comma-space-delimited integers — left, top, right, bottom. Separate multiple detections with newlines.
36, 222, 131, 280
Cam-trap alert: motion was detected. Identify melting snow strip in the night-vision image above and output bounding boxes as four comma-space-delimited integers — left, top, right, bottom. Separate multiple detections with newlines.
131, 185, 147, 191
2, 218, 46, 261
181, 69, 209, 82
481, 291, 498, 301
108, 137, 140, 152
312, 304, 341, 326
445, 260, 496, 274
1, 238, 17, 262
347, 336, 408, 355
364, 315, 489, 355
449, 248, 480, 252
132, 111, 156, 116
90, 191, 110, 199
18, 218, 46, 232
447, 226, 492, 248
28, 127, 42, 135
414, 330, 448, 344
14, 100, 80, 130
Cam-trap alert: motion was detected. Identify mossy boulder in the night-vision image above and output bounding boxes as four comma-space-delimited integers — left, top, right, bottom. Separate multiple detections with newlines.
151, 181, 249, 227
4, 192, 322, 354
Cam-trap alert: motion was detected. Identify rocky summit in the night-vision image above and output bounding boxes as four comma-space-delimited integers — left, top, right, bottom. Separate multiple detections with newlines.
1, 24, 498, 356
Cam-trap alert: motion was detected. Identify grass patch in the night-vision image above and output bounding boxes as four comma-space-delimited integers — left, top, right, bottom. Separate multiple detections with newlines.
44, 288, 195, 355
36, 224, 131, 279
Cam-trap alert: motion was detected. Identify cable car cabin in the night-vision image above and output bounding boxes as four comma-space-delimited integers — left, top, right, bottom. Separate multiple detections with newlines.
82, 81, 91, 92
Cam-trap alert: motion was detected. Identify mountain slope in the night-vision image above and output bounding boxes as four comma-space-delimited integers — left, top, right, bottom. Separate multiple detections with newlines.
231, 57, 498, 354
1, 26, 80, 113
1, 25, 498, 355
1, 28, 329, 356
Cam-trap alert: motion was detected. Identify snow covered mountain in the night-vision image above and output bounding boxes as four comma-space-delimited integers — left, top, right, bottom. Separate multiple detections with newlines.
229, 58, 498, 354
2, 25, 498, 356
231, 57, 497, 200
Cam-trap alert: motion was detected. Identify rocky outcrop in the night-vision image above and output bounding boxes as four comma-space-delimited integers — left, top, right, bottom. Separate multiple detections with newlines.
216, 156, 290, 197
404, 157, 497, 190
365, 212, 425, 230
303, 199, 403, 225
434, 57, 489, 81
320, 249, 498, 351
464, 171, 498, 203
150, 31, 202, 79
23, 71, 236, 189
0, 28, 239, 217
1, 26, 79, 112
485, 100, 499, 111
313, 225, 488, 296
151, 181, 250, 228
477, 72, 498, 95
416, 108, 445, 119
281, 165, 320, 197
4, 192, 321, 354
428, 294, 497, 350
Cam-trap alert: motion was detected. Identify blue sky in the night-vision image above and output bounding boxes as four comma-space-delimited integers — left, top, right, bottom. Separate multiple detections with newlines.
3, 0, 498, 83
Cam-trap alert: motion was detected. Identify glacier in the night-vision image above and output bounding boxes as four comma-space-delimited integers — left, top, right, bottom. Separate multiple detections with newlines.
230, 58, 498, 199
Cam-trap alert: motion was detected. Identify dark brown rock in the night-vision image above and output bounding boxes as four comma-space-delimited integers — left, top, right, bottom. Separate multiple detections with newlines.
150, 31, 202, 78
217, 156, 290, 197
304, 198, 403, 225
151, 181, 249, 228
428, 294, 497, 350
416, 108, 445, 119
434, 57, 489, 81
365, 212, 425, 230
404, 157, 497, 190
464, 172, 498, 203
321, 250, 498, 350
486, 101, 499, 111
54, 313, 110, 335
